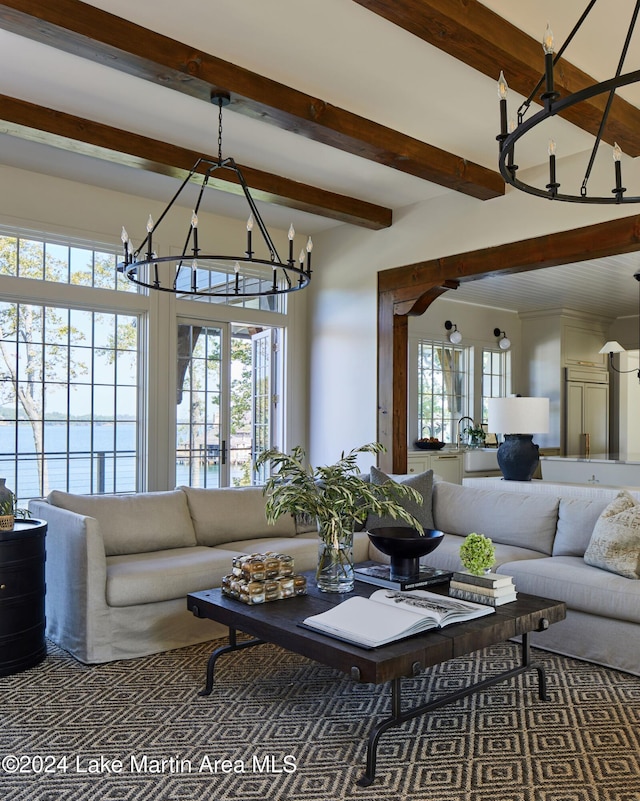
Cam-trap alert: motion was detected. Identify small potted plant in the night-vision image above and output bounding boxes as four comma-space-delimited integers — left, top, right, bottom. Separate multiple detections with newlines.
463, 423, 487, 448
459, 532, 496, 575
0, 492, 30, 531
256, 442, 424, 593
0, 492, 16, 530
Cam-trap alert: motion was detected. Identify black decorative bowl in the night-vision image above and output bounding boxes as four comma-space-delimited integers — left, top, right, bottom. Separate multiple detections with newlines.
367, 527, 445, 581
414, 440, 446, 450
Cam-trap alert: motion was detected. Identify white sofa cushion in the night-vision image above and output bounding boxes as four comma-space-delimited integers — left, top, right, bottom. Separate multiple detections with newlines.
180, 485, 296, 546
498, 556, 640, 625
106, 546, 244, 606
47, 489, 197, 556
553, 497, 610, 557
432, 482, 559, 555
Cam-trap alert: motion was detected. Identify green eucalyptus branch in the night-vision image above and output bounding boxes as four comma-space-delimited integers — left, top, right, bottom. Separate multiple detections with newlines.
255, 443, 425, 536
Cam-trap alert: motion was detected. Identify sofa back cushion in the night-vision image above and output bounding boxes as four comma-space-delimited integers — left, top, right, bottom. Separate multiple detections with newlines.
365, 467, 434, 531
553, 497, 610, 556
432, 481, 559, 555
47, 489, 197, 556
180, 486, 296, 546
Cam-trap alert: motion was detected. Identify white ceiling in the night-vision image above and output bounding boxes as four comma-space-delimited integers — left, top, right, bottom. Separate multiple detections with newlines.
1, 0, 640, 316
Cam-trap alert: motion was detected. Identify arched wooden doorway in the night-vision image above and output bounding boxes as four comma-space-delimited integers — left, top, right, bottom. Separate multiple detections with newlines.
377, 214, 640, 473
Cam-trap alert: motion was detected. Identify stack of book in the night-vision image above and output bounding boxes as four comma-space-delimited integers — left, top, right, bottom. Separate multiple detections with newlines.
448, 571, 517, 606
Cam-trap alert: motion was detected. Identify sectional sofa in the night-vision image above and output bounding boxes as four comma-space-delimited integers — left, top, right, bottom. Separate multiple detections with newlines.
373, 479, 640, 677
30, 476, 640, 676
29, 487, 370, 664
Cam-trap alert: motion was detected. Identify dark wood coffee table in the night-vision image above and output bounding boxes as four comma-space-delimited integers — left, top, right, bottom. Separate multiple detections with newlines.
187, 574, 565, 786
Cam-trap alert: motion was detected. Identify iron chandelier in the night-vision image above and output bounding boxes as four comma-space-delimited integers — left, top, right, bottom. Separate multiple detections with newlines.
497, 0, 640, 204
118, 90, 312, 298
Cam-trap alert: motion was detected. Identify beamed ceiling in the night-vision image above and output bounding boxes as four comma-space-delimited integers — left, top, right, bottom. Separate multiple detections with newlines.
1, 0, 640, 314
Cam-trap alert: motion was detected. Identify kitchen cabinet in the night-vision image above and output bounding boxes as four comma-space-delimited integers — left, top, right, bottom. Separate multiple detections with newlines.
565, 367, 609, 456
407, 451, 462, 484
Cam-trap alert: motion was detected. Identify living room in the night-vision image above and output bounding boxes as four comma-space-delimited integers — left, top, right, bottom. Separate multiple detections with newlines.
1, 1, 639, 799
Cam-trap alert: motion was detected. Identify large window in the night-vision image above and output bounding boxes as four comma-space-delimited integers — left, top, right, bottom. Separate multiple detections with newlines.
481, 349, 511, 423
0, 228, 291, 501
0, 233, 134, 292
0, 302, 138, 502
417, 340, 470, 443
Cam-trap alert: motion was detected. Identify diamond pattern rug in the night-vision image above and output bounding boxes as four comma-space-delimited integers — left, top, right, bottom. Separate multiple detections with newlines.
1, 639, 639, 801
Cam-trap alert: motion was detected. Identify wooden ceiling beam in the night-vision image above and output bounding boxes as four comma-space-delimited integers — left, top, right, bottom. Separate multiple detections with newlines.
0, 0, 504, 201
353, 0, 640, 157
0, 95, 391, 230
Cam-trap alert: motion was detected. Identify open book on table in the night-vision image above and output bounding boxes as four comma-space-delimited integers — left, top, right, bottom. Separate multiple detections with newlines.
301, 589, 495, 649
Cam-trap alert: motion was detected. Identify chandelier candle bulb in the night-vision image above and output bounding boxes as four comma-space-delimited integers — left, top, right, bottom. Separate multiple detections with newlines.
306, 236, 313, 272
497, 71, 508, 138
288, 224, 295, 263
121, 227, 129, 260
547, 139, 559, 195
191, 211, 199, 253
246, 214, 254, 258
613, 143, 626, 200
146, 215, 154, 259
542, 23, 556, 101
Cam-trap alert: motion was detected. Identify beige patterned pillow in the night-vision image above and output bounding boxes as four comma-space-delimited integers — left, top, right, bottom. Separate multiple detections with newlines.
584, 490, 640, 579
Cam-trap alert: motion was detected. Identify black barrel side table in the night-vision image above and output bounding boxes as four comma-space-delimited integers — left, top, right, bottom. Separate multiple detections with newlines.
0, 518, 47, 676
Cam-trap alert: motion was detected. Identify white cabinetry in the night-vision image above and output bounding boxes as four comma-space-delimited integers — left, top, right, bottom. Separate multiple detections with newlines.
407, 451, 462, 484
565, 367, 609, 456
521, 310, 611, 454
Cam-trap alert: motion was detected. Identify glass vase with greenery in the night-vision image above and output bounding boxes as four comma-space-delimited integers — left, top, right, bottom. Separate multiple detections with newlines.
255, 443, 425, 592
463, 424, 487, 448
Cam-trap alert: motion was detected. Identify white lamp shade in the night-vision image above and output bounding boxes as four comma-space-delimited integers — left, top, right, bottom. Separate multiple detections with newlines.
598, 340, 625, 354
487, 397, 549, 435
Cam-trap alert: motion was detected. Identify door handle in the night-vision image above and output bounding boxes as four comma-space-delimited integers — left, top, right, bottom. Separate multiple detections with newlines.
221, 439, 227, 465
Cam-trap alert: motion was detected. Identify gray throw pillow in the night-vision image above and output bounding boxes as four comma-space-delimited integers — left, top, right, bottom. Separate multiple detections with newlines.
584, 490, 640, 579
365, 466, 434, 531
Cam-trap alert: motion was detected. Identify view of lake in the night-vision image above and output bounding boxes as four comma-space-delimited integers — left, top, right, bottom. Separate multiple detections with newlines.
0, 422, 243, 501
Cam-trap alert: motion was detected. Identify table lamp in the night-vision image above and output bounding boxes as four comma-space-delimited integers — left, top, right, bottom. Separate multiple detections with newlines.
487, 397, 550, 481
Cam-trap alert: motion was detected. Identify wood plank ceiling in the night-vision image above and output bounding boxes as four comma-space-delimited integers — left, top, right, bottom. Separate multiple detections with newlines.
1, 0, 635, 229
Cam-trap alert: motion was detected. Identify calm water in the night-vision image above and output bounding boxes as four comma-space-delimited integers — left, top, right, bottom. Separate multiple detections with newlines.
0, 422, 241, 502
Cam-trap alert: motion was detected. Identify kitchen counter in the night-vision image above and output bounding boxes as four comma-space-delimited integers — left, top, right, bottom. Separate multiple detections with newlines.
540, 455, 640, 485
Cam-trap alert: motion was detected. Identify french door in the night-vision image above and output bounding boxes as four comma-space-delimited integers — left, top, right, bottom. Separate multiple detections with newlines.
176, 321, 280, 487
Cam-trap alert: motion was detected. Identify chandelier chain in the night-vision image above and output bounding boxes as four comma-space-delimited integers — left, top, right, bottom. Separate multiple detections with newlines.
217, 98, 224, 164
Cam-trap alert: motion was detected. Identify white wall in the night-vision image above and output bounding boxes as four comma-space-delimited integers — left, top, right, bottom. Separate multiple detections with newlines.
310, 156, 635, 465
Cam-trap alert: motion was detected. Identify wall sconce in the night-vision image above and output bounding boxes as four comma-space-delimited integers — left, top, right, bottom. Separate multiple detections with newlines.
598, 340, 640, 383
599, 272, 640, 384
445, 320, 462, 344
493, 328, 511, 350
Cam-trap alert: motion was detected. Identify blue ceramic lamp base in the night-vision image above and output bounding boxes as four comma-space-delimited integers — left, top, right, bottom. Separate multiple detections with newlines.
497, 434, 540, 481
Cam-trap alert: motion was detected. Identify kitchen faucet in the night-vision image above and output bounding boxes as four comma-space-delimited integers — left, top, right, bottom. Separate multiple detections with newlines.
457, 416, 474, 449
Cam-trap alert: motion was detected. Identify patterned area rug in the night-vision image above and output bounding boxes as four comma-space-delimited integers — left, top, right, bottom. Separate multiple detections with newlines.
1, 639, 639, 801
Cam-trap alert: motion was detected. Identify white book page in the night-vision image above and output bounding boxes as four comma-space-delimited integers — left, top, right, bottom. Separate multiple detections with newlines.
304, 596, 435, 644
